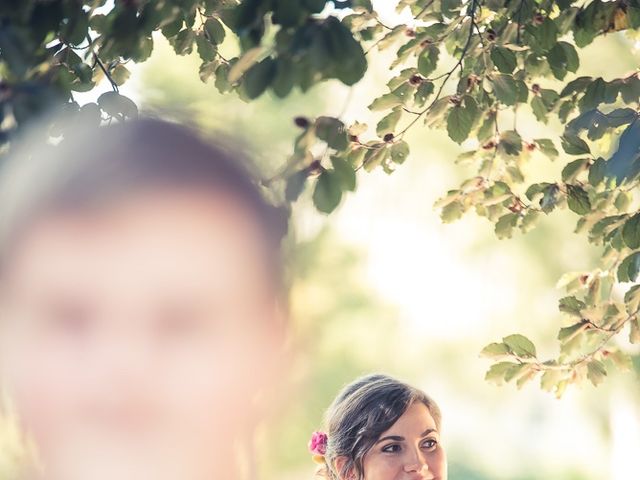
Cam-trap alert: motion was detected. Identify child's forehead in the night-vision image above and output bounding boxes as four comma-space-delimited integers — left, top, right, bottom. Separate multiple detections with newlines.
3, 188, 273, 290
18, 186, 266, 243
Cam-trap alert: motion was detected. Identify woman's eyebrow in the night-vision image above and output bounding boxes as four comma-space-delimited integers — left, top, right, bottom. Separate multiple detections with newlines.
376, 435, 404, 444
376, 428, 438, 444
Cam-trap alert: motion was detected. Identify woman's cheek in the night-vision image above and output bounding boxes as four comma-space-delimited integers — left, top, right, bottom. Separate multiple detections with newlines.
363, 454, 402, 480
431, 448, 447, 478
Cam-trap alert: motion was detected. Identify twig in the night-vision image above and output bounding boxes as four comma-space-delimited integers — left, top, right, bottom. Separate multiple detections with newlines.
397, 0, 479, 138
85, 35, 118, 93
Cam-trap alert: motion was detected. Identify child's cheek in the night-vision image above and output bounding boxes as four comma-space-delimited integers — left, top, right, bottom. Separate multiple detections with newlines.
1, 336, 80, 450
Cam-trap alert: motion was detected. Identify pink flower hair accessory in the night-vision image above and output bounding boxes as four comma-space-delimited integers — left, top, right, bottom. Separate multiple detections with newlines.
308, 430, 328, 464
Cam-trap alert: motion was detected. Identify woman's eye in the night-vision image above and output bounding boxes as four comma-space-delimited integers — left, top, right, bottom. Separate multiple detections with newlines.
422, 439, 437, 449
381, 444, 401, 453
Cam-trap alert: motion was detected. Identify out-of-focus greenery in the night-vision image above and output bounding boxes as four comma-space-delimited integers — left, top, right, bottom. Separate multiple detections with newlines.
0, 395, 37, 479
4, 0, 640, 394
134, 32, 640, 479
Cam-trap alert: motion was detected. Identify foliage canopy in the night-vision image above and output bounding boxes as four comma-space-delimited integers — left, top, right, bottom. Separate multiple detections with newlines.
2, 0, 640, 396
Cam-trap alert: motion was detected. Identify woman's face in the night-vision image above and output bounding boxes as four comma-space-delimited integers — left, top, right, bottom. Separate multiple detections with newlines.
361, 401, 447, 480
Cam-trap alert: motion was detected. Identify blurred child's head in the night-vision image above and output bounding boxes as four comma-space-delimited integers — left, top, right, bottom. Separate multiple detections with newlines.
0, 118, 287, 480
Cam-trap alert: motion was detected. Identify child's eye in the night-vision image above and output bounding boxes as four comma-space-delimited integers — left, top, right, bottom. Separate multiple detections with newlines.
43, 300, 94, 335
381, 444, 402, 453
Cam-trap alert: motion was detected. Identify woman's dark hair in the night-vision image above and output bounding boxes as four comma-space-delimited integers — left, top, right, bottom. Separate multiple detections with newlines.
0, 117, 287, 293
317, 374, 442, 480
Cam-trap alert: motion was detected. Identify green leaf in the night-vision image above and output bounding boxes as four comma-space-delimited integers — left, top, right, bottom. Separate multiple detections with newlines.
331, 156, 356, 191
558, 321, 586, 343
608, 350, 633, 371
504, 363, 529, 383
560, 42, 579, 72
520, 210, 540, 233
490, 46, 517, 74
540, 369, 565, 392
586, 360, 607, 387
316, 116, 349, 150
271, 57, 295, 97
624, 284, 640, 315
546, 42, 578, 80
560, 76, 592, 97
495, 213, 518, 239
214, 63, 232, 93
540, 88, 559, 109
172, 28, 196, 55
196, 32, 217, 61
243, 57, 276, 99
425, 97, 452, 127
606, 108, 637, 128
132, 36, 154, 62
376, 108, 402, 137
579, 77, 606, 112
447, 96, 478, 144
362, 146, 389, 172
414, 81, 434, 107
199, 60, 219, 82
532, 17, 559, 52
620, 75, 640, 103
63, 12, 89, 46
630, 316, 640, 344
618, 252, 640, 282
161, 18, 183, 38
515, 79, 529, 103
417, 44, 439, 77
561, 134, 590, 155
561, 159, 589, 182
440, 200, 464, 223
516, 365, 538, 389
588, 157, 607, 186
566, 184, 591, 214
97, 92, 138, 118
110, 64, 131, 86
498, 130, 522, 156
622, 213, 640, 249
539, 183, 560, 213
479, 342, 511, 358
531, 96, 547, 122
485, 361, 520, 385
629, 6, 640, 27
313, 170, 342, 213
491, 73, 518, 106
390, 82, 414, 103
390, 140, 410, 164
534, 138, 559, 159
77, 102, 102, 128
502, 334, 536, 358
559, 296, 586, 316
375, 24, 405, 50
369, 93, 403, 111
285, 170, 308, 202
204, 17, 226, 44
323, 16, 367, 86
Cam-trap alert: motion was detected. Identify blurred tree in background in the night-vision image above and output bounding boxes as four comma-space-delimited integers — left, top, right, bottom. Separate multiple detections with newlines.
2, 0, 640, 397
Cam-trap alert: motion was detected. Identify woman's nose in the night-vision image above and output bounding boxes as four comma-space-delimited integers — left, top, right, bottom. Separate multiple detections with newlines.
404, 450, 435, 479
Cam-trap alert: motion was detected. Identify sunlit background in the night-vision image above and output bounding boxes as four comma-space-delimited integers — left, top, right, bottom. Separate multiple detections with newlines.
13, 1, 640, 479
